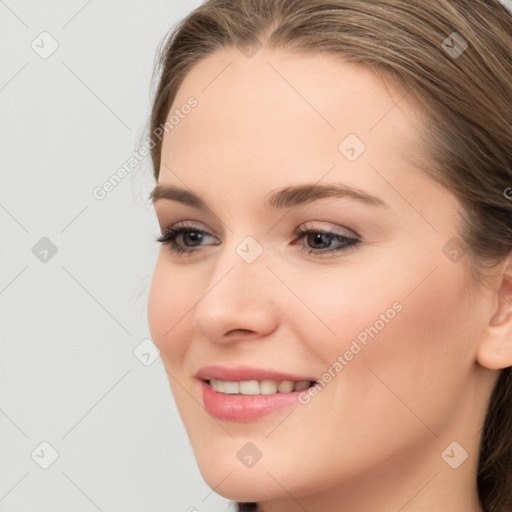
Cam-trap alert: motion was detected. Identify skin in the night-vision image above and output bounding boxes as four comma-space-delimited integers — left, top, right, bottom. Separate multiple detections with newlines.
147, 47, 512, 512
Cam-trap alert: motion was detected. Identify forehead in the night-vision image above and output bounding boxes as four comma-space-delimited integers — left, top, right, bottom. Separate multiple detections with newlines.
157, 47, 435, 216
162, 47, 422, 168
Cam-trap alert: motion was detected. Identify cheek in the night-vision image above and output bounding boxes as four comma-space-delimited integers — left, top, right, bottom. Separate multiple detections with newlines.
289, 254, 476, 431
288, 242, 473, 368
330, 259, 477, 435
147, 256, 197, 360
274, 258, 409, 357
388, 264, 474, 373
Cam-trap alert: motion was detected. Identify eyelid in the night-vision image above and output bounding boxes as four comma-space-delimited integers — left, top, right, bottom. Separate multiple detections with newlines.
295, 221, 358, 239
160, 220, 355, 241
160, 219, 218, 236
154, 205, 226, 237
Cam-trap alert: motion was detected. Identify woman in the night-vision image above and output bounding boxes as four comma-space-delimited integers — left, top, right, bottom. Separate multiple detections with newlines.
146, 1, 512, 510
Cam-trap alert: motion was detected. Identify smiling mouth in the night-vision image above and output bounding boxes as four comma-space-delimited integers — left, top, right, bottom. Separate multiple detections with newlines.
204, 379, 317, 395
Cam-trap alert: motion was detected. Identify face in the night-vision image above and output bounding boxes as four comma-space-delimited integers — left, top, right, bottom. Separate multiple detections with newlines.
148, 47, 493, 507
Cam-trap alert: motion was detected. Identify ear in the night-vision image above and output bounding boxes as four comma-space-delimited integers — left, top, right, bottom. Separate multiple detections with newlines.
477, 252, 512, 370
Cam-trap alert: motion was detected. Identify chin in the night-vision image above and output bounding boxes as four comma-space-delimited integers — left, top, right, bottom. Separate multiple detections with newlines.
191, 435, 334, 504
190, 437, 286, 501
197, 460, 297, 503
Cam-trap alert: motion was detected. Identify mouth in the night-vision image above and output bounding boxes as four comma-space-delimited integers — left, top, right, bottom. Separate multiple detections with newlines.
203, 378, 317, 395
196, 366, 319, 421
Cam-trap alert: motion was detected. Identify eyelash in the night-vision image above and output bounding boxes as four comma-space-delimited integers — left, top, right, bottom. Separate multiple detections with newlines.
156, 222, 360, 258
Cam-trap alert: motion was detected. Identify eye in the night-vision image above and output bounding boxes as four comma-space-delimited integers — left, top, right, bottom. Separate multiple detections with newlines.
292, 225, 360, 256
155, 222, 360, 258
156, 222, 219, 255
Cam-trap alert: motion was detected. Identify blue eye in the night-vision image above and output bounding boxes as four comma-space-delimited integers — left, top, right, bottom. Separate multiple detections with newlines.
156, 223, 360, 257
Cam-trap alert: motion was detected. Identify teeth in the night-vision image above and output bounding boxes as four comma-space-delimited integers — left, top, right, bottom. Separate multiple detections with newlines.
277, 380, 294, 393
293, 380, 310, 391
240, 380, 260, 395
210, 379, 224, 393
208, 379, 312, 395
223, 381, 239, 394
260, 380, 277, 395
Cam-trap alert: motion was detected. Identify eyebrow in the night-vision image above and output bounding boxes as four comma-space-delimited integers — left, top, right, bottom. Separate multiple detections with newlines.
150, 183, 389, 211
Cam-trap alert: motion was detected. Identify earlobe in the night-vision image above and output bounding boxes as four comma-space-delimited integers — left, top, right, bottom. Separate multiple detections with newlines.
476, 255, 512, 370
476, 315, 512, 370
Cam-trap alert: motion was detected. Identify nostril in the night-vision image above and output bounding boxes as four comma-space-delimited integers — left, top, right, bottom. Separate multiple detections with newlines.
226, 328, 255, 336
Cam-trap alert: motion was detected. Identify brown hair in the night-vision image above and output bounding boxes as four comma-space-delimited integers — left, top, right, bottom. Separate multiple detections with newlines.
147, 1, 512, 510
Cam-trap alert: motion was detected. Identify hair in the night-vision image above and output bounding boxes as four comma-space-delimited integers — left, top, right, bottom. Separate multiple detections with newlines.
147, 1, 512, 510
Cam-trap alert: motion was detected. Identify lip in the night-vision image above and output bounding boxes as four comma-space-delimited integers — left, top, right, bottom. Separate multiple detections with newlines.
196, 365, 317, 422
200, 381, 311, 421
195, 364, 317, 382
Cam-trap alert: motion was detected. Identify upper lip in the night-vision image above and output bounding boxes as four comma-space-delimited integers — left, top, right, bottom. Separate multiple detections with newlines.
195, 365, 317, 382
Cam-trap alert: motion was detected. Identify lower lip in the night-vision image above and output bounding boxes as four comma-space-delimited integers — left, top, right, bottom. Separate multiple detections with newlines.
201, 380, 304, 421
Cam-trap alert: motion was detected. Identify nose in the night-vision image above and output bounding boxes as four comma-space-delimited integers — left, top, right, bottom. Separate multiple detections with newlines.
191, 249, 279, 344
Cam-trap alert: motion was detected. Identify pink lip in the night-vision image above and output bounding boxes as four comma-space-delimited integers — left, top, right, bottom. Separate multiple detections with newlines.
195, 364, 317, 382
200, 381, 308, 421
195, 365, 317, 422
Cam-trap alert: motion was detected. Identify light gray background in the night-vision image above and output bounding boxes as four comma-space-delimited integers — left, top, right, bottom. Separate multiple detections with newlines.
0, 1, 232, 510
